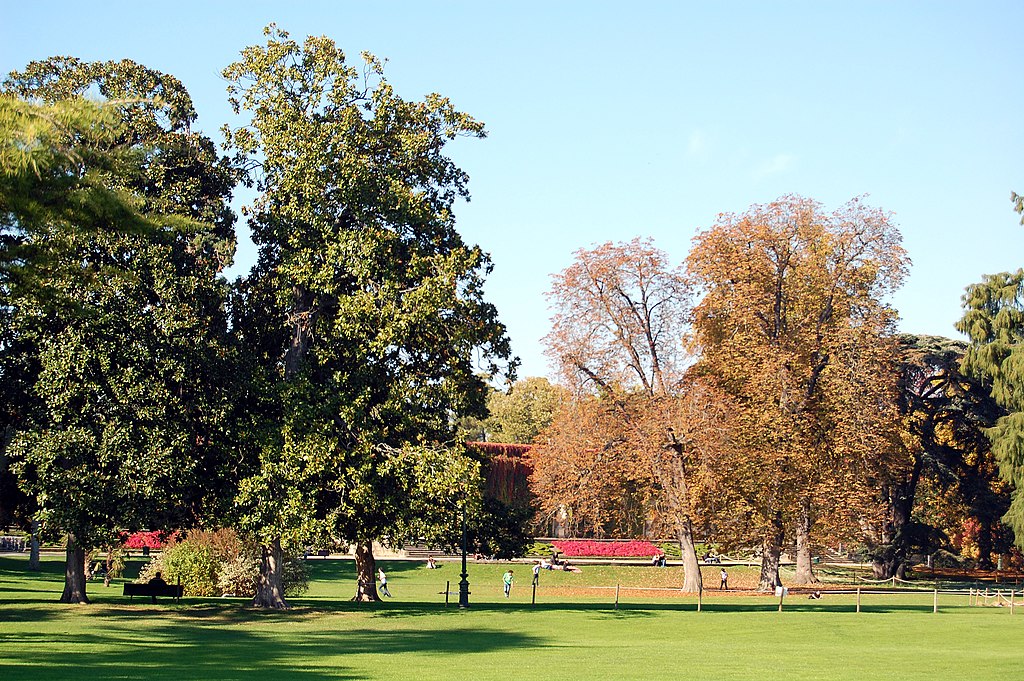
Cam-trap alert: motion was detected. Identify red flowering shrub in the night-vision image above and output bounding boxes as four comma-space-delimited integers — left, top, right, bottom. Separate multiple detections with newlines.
122, 531, 170, 550
551, 540, 660, 557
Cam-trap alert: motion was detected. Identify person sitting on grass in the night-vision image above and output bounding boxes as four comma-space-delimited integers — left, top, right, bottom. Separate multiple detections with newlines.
426, 555, 438, 569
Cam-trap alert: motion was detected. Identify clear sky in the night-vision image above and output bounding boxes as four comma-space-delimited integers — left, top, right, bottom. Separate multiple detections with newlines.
3, 1, 1022, 379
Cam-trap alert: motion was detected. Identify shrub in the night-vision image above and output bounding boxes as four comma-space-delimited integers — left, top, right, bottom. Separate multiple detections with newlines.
659, 542, 682, 558
140, 540, 219, 596
216, 553, 258, 597
138, 528, 307, 598
525, 541, 555, 557
123, 531, 170, 550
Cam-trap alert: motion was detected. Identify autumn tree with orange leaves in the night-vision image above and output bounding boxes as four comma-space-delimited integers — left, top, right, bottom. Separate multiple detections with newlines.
536, 238, 733, 591
687, 195, 908, 590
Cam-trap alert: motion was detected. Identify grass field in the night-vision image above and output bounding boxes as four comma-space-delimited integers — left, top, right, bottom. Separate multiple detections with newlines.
1, 555, 1021, 680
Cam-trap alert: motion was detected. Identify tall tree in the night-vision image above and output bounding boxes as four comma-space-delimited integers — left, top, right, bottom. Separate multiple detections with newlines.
222, 26, 514, 606
540, 237, 723, 591
958, 266, 1024, 549
2, 60, 236, 603
688, 195, 907, 590
863, 335, 1006, 577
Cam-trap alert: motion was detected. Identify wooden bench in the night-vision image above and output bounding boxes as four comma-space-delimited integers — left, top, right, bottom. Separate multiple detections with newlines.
123, 582, 183, 602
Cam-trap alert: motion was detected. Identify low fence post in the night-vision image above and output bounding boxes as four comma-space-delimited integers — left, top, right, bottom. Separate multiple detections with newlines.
697, 586, 702, 613
933, 588, 938, 614
445, 580, 450, 607
615, 583, 620, 610
856, 586, 861, 613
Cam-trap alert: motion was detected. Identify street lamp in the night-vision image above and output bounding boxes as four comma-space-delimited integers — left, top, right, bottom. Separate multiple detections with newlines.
459, 500, 470, 607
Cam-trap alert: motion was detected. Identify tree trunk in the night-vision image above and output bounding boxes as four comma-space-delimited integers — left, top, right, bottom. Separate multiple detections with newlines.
976, 517, 995, 570
252, 537, 289, 609
677, 521, 703, 593
757, 515, 785, 592
28, 518, 40, 572
59, 534, 89, 604
793, 499, 819, 585
353, 542, 380, 602
871, 479, 913, 579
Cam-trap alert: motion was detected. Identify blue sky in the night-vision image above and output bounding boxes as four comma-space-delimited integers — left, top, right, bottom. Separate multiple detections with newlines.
4, 1, 1022, 379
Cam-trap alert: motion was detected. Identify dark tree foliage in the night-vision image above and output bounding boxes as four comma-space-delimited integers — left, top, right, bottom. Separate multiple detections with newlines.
1, 60, 236, 603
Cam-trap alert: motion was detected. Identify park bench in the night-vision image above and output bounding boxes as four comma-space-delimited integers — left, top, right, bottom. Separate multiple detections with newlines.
123, 582, 183, 602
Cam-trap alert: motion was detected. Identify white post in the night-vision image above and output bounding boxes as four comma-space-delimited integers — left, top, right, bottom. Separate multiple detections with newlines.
856, 586, 861, 613
615, 583, 619, 610
933, 588, 938, 614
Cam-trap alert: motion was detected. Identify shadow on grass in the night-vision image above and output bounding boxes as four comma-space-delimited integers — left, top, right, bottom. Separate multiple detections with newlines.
2, 609, 547, 681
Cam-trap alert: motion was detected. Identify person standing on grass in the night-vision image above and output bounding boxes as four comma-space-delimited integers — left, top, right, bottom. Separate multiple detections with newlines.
503, 569, 514, 598
720, 567, 728, 590
378, 568, 392, 597
532, 562, 541, 586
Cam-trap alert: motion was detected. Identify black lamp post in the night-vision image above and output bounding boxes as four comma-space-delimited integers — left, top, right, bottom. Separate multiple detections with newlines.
459, 501, 470, 607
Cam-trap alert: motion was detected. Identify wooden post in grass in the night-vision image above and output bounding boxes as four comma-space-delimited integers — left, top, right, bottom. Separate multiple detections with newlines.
697, 586, 702, 613
856, 587, 861, 613
532, 581, 536, 606
1010, 589, 1015, 615
445, 580, 450, 607
933, 588, 938, 614
615, 583, 620, 610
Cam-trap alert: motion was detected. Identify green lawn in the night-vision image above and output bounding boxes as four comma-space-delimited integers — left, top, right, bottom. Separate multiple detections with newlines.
1, 555, 1020, 680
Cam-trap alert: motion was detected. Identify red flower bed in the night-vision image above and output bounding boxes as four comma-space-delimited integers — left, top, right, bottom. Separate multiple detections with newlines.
122, 531, 168, 550
551, 540, 660, 557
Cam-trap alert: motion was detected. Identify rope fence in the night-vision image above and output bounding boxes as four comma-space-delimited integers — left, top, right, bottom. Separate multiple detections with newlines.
486, 582, 1023, 615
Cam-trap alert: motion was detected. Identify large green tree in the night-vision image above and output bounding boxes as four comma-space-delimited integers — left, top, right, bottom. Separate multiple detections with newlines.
958, 268, 1024, 549
222, 26, 514, 606
2, 60, 236, 603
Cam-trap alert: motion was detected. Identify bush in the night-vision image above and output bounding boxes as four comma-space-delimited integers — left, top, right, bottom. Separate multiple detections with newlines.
216, 553, 258, 597
123, 531, 171, 550
140, 540, 219, 596
525, 541, 555, 557
659, 542, 682, 558
139, 528, 308, 598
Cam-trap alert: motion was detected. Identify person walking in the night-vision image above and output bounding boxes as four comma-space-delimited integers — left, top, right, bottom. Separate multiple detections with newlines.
503, 569, 515, 598
378, 568, 392, 597
719, 567, 728, 590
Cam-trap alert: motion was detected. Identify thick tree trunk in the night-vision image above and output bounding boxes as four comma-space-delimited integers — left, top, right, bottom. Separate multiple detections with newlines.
59, 534, 89, 604
353, 542, 380, 602
677, 522, 703, 593
252, 537, 289, 609
28, 518, 40, 572
871, 479, 914, 579
793, 500, 819, 585
757, 515, 785, 592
